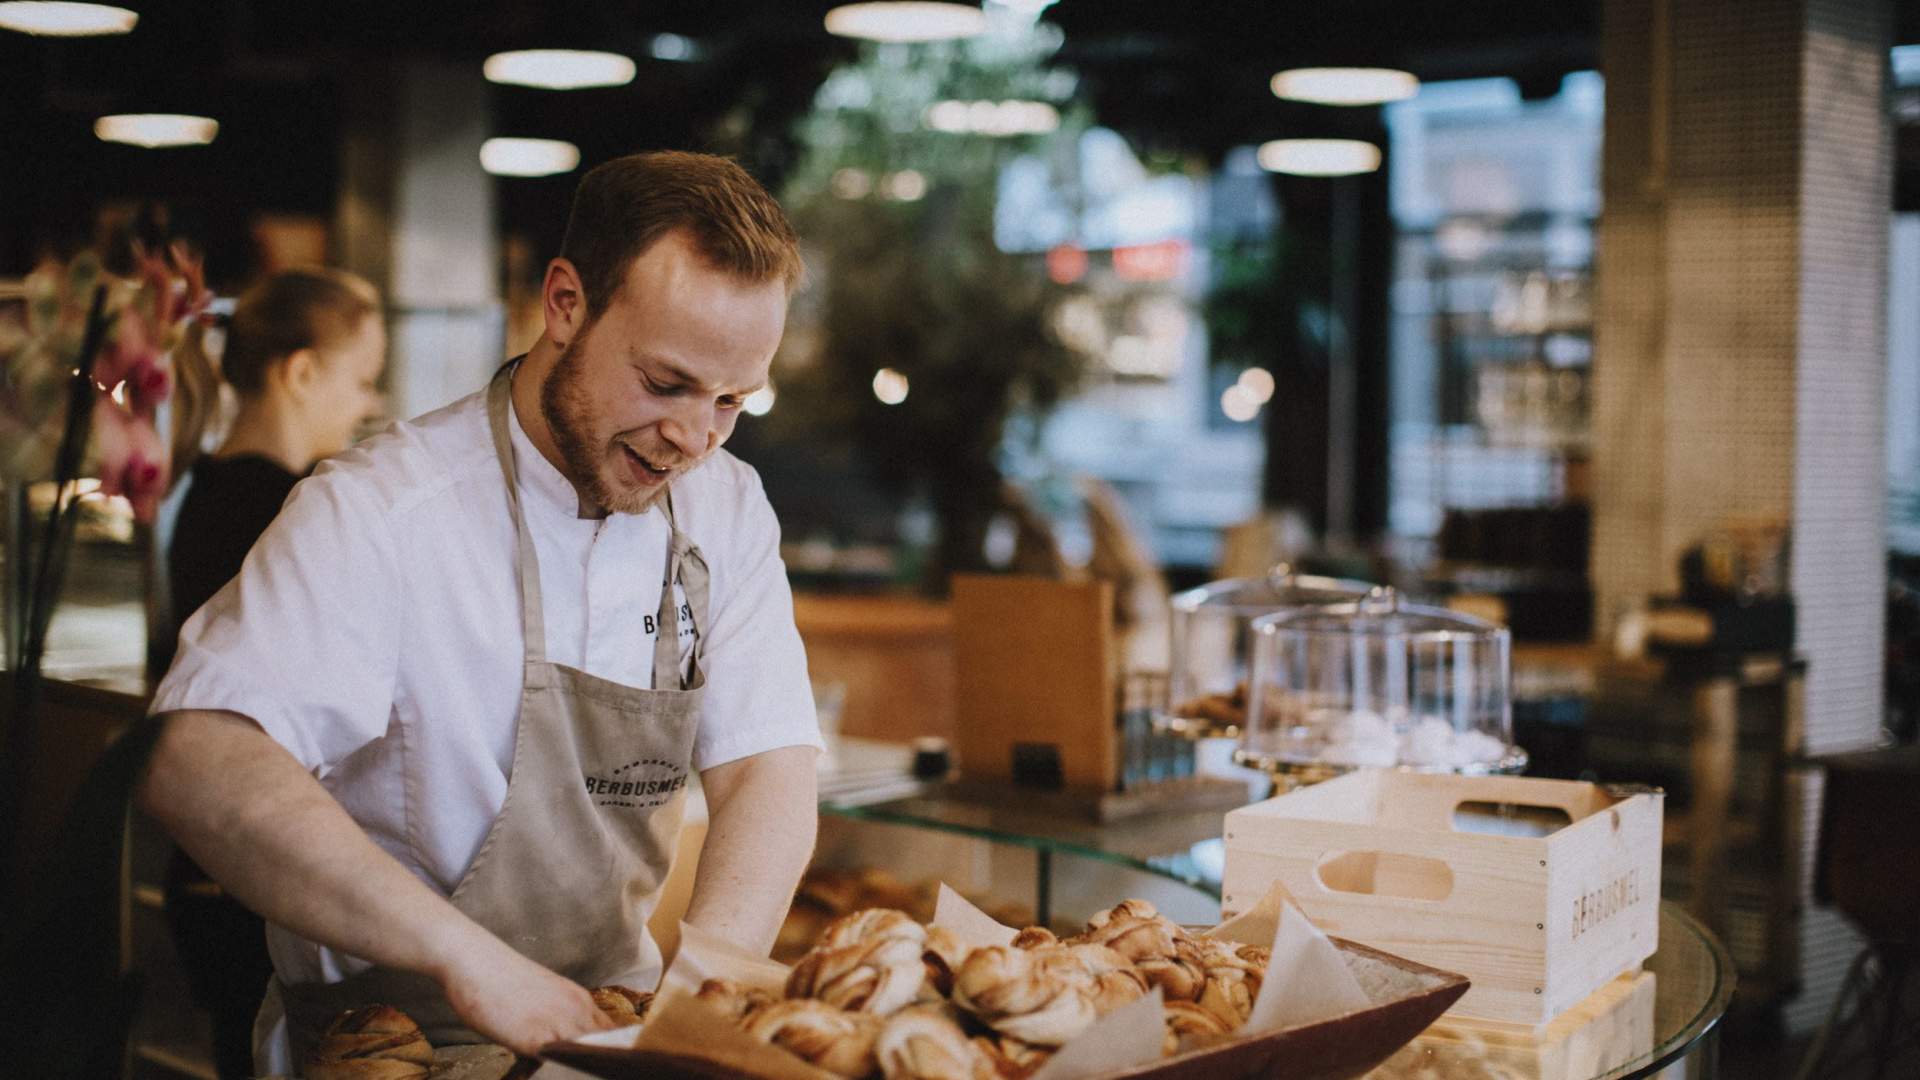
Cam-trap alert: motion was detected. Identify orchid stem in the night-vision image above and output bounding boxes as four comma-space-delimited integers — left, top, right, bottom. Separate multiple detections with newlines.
2, 283, 110, 870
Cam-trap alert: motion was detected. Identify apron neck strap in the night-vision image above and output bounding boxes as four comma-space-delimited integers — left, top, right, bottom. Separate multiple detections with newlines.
487, 363, 548, 664
655, 494, 710, 690
489, 360, 711, 687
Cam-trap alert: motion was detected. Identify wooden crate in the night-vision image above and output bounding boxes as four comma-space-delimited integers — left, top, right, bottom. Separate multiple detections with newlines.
1223, 771, 1662, 1025
1385, 970, 1657, 1078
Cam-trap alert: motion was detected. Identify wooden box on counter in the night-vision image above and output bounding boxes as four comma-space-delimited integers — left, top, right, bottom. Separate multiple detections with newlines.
1378, 970, 1658, 1079
1221, 772, 1662, 1026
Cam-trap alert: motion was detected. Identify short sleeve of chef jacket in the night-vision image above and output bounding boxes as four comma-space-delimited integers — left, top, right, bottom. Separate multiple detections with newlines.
150, 463, 402, 769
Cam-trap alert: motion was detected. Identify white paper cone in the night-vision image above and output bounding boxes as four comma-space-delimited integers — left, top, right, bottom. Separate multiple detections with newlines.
1208, 881, 1372, 1031
932, 883, 1018, 949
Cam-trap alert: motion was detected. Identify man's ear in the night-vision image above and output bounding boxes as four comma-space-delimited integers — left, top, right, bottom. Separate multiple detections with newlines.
543, 258, 589, 347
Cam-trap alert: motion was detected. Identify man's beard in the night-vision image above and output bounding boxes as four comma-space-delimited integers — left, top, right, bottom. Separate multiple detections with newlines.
540, 335, 689, 516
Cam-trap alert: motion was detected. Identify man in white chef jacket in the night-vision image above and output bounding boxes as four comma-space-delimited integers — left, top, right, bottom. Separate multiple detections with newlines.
138, 151, 823, 1062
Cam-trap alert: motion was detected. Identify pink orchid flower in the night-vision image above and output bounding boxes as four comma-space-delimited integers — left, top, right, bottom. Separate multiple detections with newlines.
95, 303, 156, 391
124, 355, 171, 419
91, 396, 169, 523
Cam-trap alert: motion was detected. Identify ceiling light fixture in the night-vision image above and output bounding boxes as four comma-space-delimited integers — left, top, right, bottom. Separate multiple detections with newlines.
1271, 67, 1419, 106
480, 138, 580, 177
923, 99, 1059, 136
1256, 138, 1381, 177
825, 2, 987, 43
483, 49, 636, 90
94, 114, 218, 148
0, 2, 136, 36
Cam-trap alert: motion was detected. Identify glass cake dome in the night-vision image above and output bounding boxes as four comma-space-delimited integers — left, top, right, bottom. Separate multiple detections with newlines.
1157, 566, 1377, 740
1236, 588, 1525, 777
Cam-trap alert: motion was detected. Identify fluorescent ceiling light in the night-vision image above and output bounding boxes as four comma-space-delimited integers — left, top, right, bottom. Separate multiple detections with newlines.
825, 2, 986, 43
1271, 67, 1419, 106
483, 49, 636, 90
0, 2, 136, 36
480, 137, 580, 177
1257, 138, 1381, 177
94, 114, 218, 148
923, 99, 1059, 136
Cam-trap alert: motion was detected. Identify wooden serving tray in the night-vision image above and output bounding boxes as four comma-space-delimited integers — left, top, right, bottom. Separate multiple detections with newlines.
538, 937, 1469, 1080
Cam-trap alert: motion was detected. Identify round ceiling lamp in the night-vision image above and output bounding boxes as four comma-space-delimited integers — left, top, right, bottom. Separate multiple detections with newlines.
1271, 67, 1419, 106
1256, 139, 1381, 177
483, 49, 636, 90
0, 2, 136, 36
94, 114, 218, 148
825, 2, 987, 43
480, 138, 580, 177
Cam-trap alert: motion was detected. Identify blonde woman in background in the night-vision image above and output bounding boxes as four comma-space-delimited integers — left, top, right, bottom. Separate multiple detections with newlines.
162, 266, 385, 1080
167, 267, 385, 647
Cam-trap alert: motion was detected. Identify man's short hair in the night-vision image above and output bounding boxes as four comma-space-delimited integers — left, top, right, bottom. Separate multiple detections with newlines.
558, 151, 804, 319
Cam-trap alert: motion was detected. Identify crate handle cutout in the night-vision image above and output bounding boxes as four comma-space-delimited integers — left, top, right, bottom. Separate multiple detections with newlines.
1451, 800, 1573, 838
1315, 850, 1455, 901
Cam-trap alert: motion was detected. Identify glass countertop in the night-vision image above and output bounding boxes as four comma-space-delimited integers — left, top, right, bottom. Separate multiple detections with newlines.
818, 780, 1231, 897
1619, 904, 1737, 1078
1372, 902, 1735, 1079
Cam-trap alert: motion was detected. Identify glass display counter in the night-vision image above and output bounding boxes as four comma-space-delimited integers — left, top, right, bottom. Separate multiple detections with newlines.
820, 773, 1733, 1080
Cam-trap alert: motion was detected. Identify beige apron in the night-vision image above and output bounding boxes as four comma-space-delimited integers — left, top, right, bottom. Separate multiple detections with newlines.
269, 363, 710, 1069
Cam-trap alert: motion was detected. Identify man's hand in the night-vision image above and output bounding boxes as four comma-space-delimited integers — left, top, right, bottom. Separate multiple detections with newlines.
437, 935, 612, 1056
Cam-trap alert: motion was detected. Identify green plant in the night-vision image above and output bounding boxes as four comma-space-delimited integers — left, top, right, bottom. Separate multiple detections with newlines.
771, 15, 1094, 588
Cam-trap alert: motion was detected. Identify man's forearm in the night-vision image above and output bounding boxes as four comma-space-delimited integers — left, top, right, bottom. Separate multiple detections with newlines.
136, 709, 494, 982
138, 709, 607, 1053
685, 745, 820, 954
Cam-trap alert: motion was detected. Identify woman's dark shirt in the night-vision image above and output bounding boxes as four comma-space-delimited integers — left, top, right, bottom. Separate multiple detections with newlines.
159, 452, 302, 1079
168, 454, 302, 634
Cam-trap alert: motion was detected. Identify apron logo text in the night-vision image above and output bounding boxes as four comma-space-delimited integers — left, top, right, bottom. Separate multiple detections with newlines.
585, 771, 688, 803
641, 606, 697, 638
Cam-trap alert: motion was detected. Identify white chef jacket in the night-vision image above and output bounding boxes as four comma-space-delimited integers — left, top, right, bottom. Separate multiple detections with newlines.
150, 383, 823, 985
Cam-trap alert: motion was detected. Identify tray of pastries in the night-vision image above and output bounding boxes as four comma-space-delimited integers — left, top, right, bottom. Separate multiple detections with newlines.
542, 894, 1469, 1080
